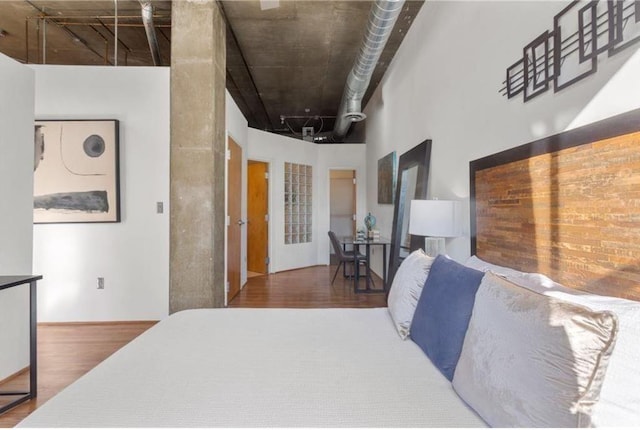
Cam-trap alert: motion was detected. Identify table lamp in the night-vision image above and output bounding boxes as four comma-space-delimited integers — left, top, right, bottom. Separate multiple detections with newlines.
408, 199, 462, 257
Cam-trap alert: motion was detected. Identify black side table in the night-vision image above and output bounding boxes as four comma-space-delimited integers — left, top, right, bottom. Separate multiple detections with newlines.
0, 275, 42, 415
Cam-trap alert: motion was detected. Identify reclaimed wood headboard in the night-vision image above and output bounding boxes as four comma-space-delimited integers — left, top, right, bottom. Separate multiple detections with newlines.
470, 108, 640, 301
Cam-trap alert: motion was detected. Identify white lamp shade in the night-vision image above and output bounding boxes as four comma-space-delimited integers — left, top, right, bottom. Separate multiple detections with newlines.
408, 199, 462, 238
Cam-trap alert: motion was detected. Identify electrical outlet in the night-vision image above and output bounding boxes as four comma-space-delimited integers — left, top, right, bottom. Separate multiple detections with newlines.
97, 277, 105, 289
156, 202, 164, 214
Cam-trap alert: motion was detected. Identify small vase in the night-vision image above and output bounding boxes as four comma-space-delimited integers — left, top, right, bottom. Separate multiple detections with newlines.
364, 212, 376, 231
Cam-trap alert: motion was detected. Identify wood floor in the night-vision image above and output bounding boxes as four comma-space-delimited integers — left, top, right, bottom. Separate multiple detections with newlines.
229, 264, 387, 308
0, 322, 155, 428
0, 264, 386, 427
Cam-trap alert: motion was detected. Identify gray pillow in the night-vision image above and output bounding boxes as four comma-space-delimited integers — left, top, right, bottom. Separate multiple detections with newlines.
465, 256, 640, 426
453, 273, 618, 427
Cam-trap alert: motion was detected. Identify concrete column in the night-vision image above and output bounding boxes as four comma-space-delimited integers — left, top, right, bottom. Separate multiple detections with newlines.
170, 0, 226, 312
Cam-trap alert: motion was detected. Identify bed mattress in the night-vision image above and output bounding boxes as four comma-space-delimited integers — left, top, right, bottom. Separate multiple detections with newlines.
18, 308, 486, 427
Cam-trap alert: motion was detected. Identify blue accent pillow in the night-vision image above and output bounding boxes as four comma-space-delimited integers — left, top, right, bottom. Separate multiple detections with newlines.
410, 254, 485, 381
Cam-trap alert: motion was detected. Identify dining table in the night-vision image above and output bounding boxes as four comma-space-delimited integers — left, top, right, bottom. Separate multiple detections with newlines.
341, 236, 390, 293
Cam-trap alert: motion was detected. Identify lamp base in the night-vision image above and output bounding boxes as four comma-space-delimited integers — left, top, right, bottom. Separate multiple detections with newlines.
424, 237, 445, 258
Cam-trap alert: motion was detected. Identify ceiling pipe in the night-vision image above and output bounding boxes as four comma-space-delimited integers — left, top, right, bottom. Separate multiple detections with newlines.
140, 1, 161, 66
332, 0, 405, 141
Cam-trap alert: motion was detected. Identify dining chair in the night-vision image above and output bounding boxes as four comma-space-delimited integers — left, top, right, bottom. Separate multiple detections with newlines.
328, 231, 375, 288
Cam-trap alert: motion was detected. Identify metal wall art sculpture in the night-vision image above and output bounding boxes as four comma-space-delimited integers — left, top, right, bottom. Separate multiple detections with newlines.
501, 0, 640, 102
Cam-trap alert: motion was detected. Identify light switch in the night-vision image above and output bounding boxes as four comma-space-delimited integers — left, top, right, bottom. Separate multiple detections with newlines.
157, 202, 164, 214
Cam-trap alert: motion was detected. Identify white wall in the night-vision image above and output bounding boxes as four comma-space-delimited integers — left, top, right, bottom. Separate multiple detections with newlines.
226, 91, 249, 297
248, 129, 367, 272
31, 65, 170, 322
364, 0, 640, 266
0, 54, 35, 380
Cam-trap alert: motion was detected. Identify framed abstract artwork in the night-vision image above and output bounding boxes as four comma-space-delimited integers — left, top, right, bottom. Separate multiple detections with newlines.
33, 119, 121, 223
377, 151, 397, 204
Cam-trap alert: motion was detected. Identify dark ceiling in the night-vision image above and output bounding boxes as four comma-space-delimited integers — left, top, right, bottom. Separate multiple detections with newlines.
0, 0, 424, 141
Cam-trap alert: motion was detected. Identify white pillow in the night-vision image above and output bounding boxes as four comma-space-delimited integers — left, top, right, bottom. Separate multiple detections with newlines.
452, 273, 618, 427
387, 249, 434, 339
466, 256, 640, 426
517, 272, 640, 427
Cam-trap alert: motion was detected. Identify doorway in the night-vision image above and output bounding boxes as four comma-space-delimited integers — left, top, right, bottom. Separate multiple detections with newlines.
247, 160, 269, 277
329, 169, 356, 262
227, 137, 242, 302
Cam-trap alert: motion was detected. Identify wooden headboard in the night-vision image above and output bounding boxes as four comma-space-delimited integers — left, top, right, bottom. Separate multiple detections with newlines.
470, 108, 640, 301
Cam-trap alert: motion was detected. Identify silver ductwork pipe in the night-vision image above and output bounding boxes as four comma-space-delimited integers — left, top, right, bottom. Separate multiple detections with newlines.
332, 0, 405, 140
140, 1, 161, 66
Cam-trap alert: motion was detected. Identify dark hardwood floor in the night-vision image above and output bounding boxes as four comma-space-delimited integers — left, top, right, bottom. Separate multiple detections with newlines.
229, 264, 387, 308
0, 264, 387, 427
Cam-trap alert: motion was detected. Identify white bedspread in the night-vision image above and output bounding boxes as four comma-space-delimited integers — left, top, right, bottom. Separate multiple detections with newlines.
18, 308, 486, 427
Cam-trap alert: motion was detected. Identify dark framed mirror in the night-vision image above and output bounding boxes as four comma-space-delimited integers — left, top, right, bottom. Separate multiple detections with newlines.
388, 139, 432, 286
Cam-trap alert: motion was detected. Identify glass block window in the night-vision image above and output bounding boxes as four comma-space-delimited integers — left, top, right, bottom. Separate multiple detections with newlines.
284, 162, 312, 244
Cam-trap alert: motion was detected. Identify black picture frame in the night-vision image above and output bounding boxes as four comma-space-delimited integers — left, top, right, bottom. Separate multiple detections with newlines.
524, 31, 552, 102
554, 1, 598, 93
506, 58, 525, 99
577, 1, 614, 63
608, 0, 640, 56
388, 139, 432, 287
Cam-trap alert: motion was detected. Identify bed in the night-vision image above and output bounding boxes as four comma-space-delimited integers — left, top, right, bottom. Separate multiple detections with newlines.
18, 308, 486, 427
19, 108, 640, 427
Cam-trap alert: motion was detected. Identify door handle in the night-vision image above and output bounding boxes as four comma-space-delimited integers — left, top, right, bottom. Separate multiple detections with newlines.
237, 219, 246, 225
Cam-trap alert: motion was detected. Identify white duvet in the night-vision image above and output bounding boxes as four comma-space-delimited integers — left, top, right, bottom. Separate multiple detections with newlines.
18, 308, 486, 427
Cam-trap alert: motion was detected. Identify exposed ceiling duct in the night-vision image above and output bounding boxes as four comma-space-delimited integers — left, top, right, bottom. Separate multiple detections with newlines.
331, 0, 406, 141
0, 0, 423, 135
140, 1, 162, 66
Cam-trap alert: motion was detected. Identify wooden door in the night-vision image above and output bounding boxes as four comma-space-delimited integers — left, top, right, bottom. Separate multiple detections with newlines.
247, 161, 269, 274
227, 138, 242, 302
